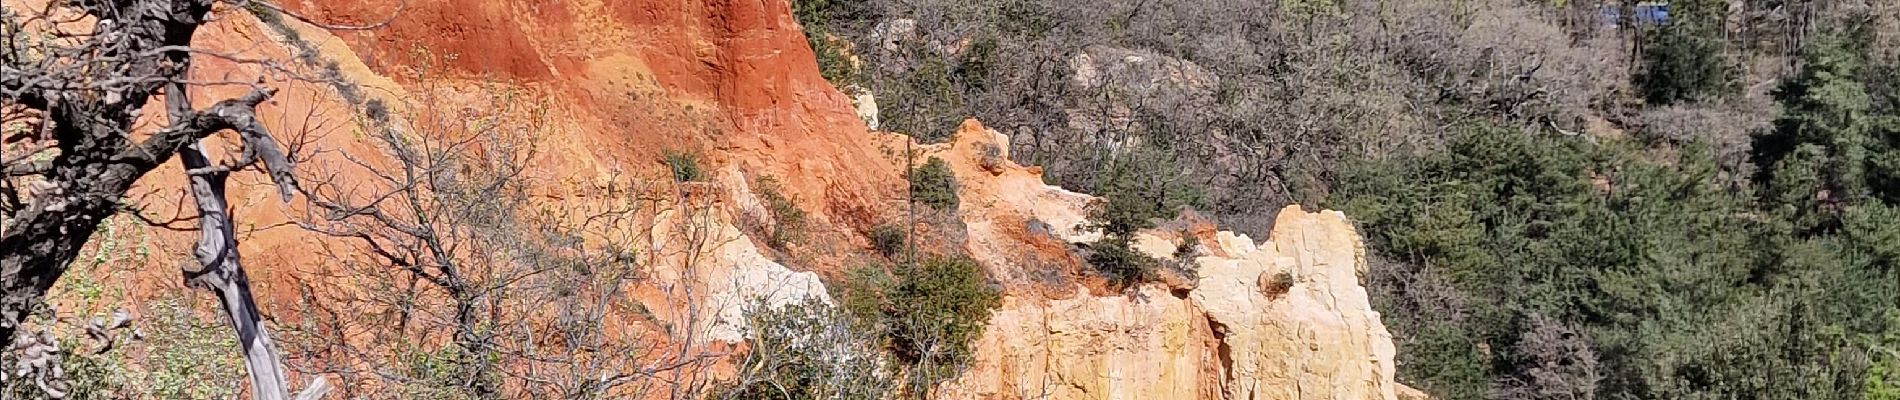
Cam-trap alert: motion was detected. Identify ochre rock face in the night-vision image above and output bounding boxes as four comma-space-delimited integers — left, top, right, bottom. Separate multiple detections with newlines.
1187, 210, 1399, 400
65, 0, 1414, 398
927, 122, 1408, 400
942, 285, 1223, 399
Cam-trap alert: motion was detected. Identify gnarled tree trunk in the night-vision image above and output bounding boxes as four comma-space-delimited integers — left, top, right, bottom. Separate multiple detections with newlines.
3, 1, 314, 398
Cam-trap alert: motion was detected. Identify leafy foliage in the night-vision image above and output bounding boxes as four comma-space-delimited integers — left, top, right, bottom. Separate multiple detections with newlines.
1335, 110, 1896, 399
791, 0, 869, 86
1870, 322, 1900, 400
663, 149, 705, 182
1084, 236, 1157, 287
909, 157, 959, 211
1090, 154, 1204, 237
1754, 28, 1900, 223
843, 256, 1000, 392
869, 223, 907, 258
1636, 0, 1733, 104
397, 346, 492, 400
755, 175, 807, 250
1, 299, 245, 400
1084, 151, 1205, 286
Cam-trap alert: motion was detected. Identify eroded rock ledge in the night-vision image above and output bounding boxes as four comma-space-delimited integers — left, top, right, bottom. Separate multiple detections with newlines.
924, 120, 1420, 400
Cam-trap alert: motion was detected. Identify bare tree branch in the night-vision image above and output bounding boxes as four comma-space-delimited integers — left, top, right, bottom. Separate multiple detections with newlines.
2, 0, 332, 398
239, 0, 408, 31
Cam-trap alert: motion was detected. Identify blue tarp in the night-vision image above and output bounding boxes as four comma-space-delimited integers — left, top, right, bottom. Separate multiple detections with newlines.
1600, 2, 1670, 26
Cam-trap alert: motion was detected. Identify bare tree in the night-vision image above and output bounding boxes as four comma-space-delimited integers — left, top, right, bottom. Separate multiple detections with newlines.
712, 298, 895, 400
286, 76, 730, 398
1493, 314, 1601, 400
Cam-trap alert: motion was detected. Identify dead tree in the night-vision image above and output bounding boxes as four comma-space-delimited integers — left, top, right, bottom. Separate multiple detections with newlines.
288, 82, 723, 399
0, 0, 369, 398
290, 86, 535, 398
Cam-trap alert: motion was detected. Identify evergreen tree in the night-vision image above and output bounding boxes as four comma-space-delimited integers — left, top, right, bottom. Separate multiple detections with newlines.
1636, 0, 1732, 104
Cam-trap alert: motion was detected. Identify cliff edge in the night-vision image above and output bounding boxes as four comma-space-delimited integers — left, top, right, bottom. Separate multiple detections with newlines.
922, 121, 1417, 400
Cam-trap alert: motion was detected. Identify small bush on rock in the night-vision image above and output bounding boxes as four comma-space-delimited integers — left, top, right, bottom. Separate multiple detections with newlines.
663, 149, 704, 182
754, 175, 806, 250
869, 223, 907, 258
910, 157, 959, 211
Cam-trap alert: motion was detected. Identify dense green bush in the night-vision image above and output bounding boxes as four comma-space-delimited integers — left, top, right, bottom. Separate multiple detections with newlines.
843, 256, 1000, 392
1090, 154, 1203, 237
791, 0, 869, 86
1870, 324, 1900, 400
1754, 29, 1900, 214
1636, 0, 1734, 105
1638, 33, 1729, 104
909, 157, 959, 211
869, 223, 907, 258
1085, 236, 1156, 287
1083, 152, 1204, 286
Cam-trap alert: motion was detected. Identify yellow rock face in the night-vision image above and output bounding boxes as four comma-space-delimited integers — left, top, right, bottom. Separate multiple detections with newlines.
1187, 207, 1400, 400
940, 285, 1220, 400
931, 122, 1409, 400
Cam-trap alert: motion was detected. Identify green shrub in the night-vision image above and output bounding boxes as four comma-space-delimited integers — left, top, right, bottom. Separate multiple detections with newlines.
805, 29, 858, 86
1090, 155, 1203, 236
1086, 236, 1158, 287
843, 256, 999, 390
1869, 318, 1900, 400
1083, 153, 1204, 287
841, 263, 894, 325
396, 346, 488, 400
956, 36, 998, 92
1635, 0, 1732, 104
869, 223, 907, 258
1, 299, 247, 400
791, 0, 866, 86
1330, 117, 1900, 400
1174, 231, 1200, 259
910, 157, 959, 211
663, 149, 704, 182
879, 56, 966, 143
755, 175, 807, 249
1638, 29, 1730, 104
